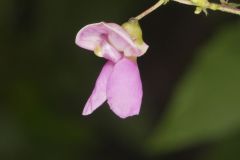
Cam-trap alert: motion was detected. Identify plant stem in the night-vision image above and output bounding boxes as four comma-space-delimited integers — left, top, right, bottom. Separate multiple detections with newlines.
173, 0, 240, 15
135, 0, 165, 20
134, 0, 240, 20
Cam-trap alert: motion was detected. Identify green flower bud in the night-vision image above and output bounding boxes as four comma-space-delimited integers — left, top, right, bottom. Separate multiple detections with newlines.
122, 18, 144, 45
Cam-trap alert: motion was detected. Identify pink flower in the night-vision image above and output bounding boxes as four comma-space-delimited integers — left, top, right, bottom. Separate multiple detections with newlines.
75, 21, 148, 118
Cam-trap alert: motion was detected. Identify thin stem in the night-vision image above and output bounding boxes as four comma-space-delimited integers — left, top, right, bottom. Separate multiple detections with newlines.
214, 4, 240, 15
173, 0, 240, 15
135, 0, 165, 20
173, 0, 193, 5
134, 0, 240, 21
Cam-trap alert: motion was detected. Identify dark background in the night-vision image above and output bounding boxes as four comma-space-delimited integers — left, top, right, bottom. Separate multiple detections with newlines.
1, 0, 240, 160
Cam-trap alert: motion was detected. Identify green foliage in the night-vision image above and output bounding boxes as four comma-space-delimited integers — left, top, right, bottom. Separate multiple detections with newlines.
147, 22, 240, 154
199, 131, 240, 160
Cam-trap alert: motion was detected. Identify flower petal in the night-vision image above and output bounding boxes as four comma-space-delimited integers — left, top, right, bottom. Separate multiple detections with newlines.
106, 23, 149, 57
75, 23, 106, 51
96, 40, 122, 63
82, 61, 114, 115
106, 58, 143, 118
75, 22, 148, 58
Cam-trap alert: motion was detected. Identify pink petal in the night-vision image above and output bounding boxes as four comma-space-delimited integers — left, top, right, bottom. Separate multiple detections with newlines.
75, 22, 148, 59
82, 61, 114, 115
106, 23, 149, 57
75, 23, 106, 51
98, 40, 122, 63
106, 58, 143, 118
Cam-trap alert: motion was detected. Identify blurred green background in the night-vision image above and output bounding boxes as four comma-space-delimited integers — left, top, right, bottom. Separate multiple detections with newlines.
1, 0, 240, 159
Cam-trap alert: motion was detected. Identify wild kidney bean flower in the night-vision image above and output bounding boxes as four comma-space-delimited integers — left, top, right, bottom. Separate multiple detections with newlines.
75, 19, 148, 118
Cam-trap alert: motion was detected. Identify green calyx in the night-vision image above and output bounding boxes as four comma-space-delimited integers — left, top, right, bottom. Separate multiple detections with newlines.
122, 18, 144, 45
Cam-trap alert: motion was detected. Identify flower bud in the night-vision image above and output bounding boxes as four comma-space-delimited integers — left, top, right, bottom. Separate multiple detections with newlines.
122, 18, 144, 45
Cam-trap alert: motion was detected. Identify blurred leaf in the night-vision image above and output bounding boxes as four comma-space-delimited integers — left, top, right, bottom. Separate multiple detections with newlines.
147, 22, 240, 154
198, 130, 240, 160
